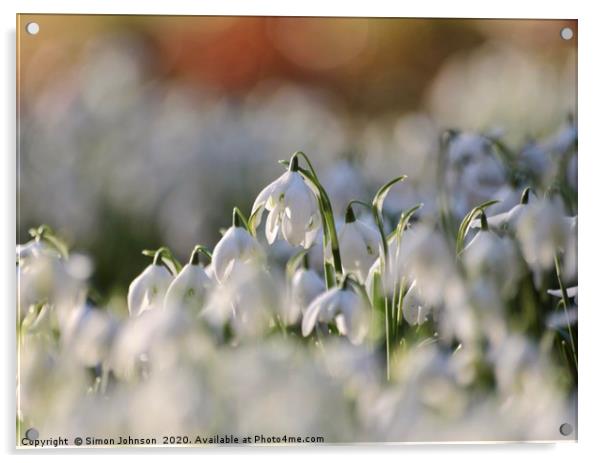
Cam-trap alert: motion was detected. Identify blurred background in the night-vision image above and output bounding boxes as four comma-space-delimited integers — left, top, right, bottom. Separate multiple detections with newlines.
17, 15, 577, 299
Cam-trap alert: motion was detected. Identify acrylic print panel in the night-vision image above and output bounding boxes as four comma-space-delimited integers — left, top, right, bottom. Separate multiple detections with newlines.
16, 15, 577, 446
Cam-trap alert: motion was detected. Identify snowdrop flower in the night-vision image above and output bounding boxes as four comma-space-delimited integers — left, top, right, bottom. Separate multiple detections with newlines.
447, 132, 493, 165
65, 309, 117, 367
286, 267, 325, 325
402, 281, 430, 326
17, 239, 61, 266
546, 286, 578, 330
337, 205, 380, 281
212, 211, 263, 284
548, 286, 578, 306
250, 154, 320, 248
18, 254, 84, 316
164, 246, 212, 312
203, 260, 279, 339
401, 225, 456, 306
127, 252, 173, 317
302, 277, 368, 345
470, 187, 535, 231
544, 121, 577, 155
516, 198, 570, 272
445, 132, 506, 217
462, 212, 520, 295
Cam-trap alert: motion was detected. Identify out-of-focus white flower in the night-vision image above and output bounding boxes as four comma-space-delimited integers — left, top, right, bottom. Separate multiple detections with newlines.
18, 254, 84, 316
445, 132, 507, 218
286, 267, 325, 325
164, 263, 211, 313
365, 228, 415, 298
203, 260, 279, 339
543, 122, 577, 155
251, 158, 320, 248
302, 283, 368, 345
448, 132, 492, 165
321, 160, 367, 217
127, 264, 173, 316
338, 209, 380, 282
402, 225, 456, 306
548, 286, 578, 306
17, 239, 61, 265
402, 282, 430, 326
212, 225, 262, 283
462, 216, 520, 295
64, 308, 117, 367
516, 199, 570, 272
470, 188, 536, 232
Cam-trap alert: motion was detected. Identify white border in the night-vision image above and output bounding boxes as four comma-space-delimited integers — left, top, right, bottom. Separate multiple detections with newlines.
3, 1, 601, 461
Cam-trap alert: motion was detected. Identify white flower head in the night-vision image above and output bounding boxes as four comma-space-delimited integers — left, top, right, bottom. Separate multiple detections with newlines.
127, 263, 173, 317
338, 207, 380, 282
470, 187, 536, 232
164, 247, 212, 313
403, 281, 431, 326
302, 279, 368, 345
212, 219, 263, 284
548, 286, 578, 306
286, 267, 325, 325
462, 213, 521, 295
251, 155, 320, 248
516, 198, 570, 272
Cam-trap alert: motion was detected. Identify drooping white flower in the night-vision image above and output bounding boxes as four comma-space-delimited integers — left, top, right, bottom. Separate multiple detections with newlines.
547, 286, 578, 306
302, 283, 368, 345
286, 267, 325, 325
402, 281, 431, 326
127, 264, 173, 316
470, 187, 536, 231
17, 239, 61, 265
445, 132, 506, 218
212, 225, 262, 284
164, 263, 211, 313
365, 227, 415, 299
462, 214, 520, 295
447, 132, 493, 165
337, 207, 380, 282
516, 198, 570, 272
202, 260, 278, 339
251, 156, 320, 248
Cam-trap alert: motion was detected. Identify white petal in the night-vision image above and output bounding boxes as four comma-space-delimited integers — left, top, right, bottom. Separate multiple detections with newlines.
212, 227, 239, 283
301, 288, 337, 337
164, 263, 211, 310
265, 206, 281, 244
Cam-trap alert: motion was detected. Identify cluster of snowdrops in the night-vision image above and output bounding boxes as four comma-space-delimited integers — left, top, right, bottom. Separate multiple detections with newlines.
17, 124, 577, 442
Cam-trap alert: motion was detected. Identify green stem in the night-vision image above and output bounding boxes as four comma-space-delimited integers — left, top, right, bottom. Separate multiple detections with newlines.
372, 206, 389, 261
291, 154, 343, 278
189, 245, 212, 265
553, 252, 577, 369
384, 297, 391, 381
